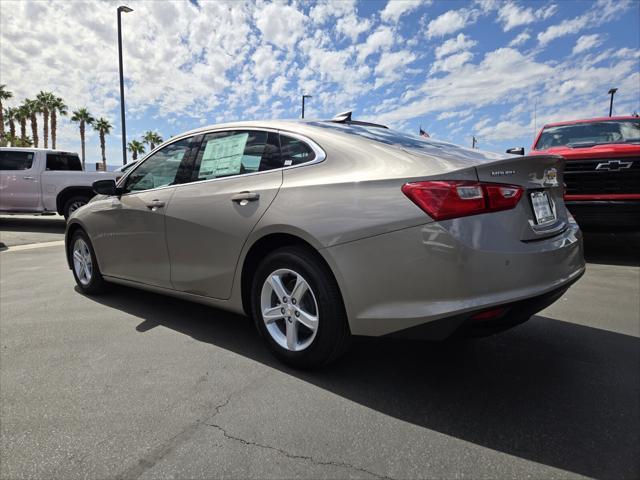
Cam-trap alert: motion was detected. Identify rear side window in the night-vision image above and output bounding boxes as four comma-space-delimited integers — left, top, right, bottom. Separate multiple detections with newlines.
193, 130, 282, 181
0, 151, 34, 170
46, 153, 82, 171
280, 135, 316, 166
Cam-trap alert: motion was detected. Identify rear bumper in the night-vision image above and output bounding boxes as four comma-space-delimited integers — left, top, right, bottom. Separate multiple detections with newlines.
324, 220, 584, 337
566, 200, 640, 229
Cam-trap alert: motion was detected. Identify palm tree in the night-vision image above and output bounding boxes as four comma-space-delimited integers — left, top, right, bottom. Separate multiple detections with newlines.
4, 107, 17, 140
50, 96, 67, 149
142, 131, 163, 151
0, 84, 13, 139
93, 118, 113, 171
3, 134, 33, 147
36, 91, 55, 149
71, 108, 95, 168
14, 104, 29, 142
127, 139, 145, 161
23, 99, 39, 148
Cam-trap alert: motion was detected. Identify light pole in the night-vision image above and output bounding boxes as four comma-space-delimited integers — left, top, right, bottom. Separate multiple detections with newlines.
301, 94, 312, 119
608, 88, 618, 117
118, 5, 133, 164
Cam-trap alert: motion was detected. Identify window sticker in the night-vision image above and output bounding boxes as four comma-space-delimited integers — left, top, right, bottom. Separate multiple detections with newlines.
200, 133, 248, 178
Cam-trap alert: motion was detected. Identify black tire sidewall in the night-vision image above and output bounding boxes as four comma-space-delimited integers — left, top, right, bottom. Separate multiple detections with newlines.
251, 247, 348, 368
64, 196, 90, 219
70, 230, 105, 294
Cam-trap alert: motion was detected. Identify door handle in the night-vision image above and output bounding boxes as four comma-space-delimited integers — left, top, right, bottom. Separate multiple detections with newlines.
22, 176, 36, 181
145, 200, 165, 210
231, 192, 260, 204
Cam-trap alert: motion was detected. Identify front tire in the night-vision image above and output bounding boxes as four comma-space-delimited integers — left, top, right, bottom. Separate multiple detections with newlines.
63, 195, 90, 219
251, 246, 350, 369
70, 230, 108, 295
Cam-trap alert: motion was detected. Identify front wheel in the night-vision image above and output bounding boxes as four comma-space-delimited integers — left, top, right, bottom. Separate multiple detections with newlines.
70, 230, 108, 294
251, 246, 350, 369
63, 195, 90, 219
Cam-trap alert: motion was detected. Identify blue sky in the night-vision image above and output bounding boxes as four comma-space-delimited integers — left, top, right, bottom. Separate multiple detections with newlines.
1, 0, 639, 167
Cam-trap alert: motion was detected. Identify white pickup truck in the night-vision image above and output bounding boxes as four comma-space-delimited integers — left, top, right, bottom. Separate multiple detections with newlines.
0, 147, 120, 219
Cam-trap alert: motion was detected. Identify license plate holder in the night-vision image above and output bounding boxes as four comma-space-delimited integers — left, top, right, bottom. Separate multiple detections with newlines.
530, 191, 555, 225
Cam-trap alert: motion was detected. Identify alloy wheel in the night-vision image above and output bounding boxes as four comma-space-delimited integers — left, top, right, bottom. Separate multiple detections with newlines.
72, 238, 93, 286
260, 268, 319, 352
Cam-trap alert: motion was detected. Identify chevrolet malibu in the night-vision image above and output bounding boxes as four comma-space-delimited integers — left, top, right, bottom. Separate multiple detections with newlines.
65, 116, 585, 368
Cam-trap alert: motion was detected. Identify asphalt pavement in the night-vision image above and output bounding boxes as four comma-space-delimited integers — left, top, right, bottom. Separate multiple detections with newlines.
0, 217, 638, 479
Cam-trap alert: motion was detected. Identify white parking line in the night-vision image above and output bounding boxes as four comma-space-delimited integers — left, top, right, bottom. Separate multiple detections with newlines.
1, 240, 66, 252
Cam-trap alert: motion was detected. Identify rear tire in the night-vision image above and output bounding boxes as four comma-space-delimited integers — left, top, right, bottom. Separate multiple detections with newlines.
70, 230, 108, 295
251, 246, 350, 369
63, 195, 90, 219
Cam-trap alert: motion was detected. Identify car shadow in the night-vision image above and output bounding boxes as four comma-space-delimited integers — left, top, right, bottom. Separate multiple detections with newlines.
0, 215, 66, 234
582, 230, 640, 267
83, 284, 639, 479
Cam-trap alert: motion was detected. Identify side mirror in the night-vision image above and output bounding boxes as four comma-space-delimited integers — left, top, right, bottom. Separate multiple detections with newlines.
93, 179, 118, 196
506, 147, 525, 155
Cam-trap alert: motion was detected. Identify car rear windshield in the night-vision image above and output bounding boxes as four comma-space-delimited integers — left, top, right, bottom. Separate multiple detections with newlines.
46, 153, 82, 171
535, 119, 640, 149
0, 151, 34, 170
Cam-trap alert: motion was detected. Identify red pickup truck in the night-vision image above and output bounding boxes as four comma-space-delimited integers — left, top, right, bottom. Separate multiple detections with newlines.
530, 116, 639, 228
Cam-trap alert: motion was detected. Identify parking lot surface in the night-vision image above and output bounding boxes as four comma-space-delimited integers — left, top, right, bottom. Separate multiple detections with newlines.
1, 217, 638, 479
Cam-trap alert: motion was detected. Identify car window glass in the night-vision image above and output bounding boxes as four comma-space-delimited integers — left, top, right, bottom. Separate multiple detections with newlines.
125, 138, 193, 192
0, 151, 34, 170
193, 130, 281, 181
46, 153, 82, 171
279, 135, 315, 166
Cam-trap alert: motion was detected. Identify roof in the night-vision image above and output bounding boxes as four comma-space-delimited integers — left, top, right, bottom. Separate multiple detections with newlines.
543, 116, 639, 128
0, 146, 77, 154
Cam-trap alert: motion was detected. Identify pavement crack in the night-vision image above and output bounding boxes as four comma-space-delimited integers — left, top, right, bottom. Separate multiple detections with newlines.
205, 421, 393, 479
112, 395, 233, 480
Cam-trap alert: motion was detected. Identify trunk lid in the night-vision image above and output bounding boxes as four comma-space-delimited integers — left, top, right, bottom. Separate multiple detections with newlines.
474, 154, 568, 241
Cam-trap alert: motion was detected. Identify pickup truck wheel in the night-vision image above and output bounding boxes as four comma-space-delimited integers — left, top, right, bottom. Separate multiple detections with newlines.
63, 195, 90, 219
70, 230, 108, 294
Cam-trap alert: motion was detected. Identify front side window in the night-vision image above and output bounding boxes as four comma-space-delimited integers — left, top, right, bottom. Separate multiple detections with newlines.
46, 153, 82, 171
535, 119, 640, 150
280, 135, 316, 166
125, 137, 194, 192
193, 130, 281, 181
0, 151, 34, 170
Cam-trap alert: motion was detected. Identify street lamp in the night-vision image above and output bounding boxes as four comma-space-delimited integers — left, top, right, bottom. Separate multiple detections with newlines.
301, 94, 312, 119
117, 5, 133, 164
608, 88, 618, 117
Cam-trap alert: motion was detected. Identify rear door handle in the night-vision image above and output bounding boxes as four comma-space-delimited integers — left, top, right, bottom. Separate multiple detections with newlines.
22, 176, 36, 181
146, 200, 165, 210
231, 192, 260, 204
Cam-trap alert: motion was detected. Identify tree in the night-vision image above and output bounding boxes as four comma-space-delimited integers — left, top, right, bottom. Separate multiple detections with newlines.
142, 130, 163, 151
0, 84, 13, 139
36, 91, 55, 149
127, 139, 145, 161
50, 96, 67, 149
4, 107, 17, 140
24, 99, 39, 148
3, 134, 33, 147
14, 104, 29, 142
93, 118, 113, 171
71, 108, 95, 168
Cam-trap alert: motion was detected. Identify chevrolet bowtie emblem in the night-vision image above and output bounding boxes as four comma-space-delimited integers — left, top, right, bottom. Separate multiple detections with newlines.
595, 160, 633, 171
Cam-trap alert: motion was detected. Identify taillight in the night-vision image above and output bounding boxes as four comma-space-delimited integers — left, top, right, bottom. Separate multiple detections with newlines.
401, 181, 523, 220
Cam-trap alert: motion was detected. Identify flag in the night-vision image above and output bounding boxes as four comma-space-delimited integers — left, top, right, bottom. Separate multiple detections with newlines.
419, 126, 430, 138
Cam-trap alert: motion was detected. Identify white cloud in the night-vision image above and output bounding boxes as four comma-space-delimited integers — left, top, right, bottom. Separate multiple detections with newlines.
509, 31, 531, 47
356, 26, 396, 62
426, 9, 475, 38
572, 34, 603, 55
254, 3, 306, 49
374, 50, 417, 88
380, 0, 424, 23
497, 2, 558, 31
431, 51, 474, 73
309, 0, 357, 24
435, 33, 477, 59
336, 13, 372, 42
538, 0, 630, 45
